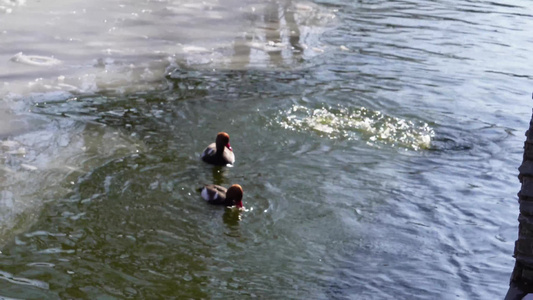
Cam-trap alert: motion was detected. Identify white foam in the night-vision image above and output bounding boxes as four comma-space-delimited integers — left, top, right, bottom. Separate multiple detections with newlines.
10, 52, 61, 67
279, 105, 434, 150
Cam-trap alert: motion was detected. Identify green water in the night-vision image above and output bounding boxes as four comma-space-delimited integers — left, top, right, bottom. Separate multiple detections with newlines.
1, 0, 531, 298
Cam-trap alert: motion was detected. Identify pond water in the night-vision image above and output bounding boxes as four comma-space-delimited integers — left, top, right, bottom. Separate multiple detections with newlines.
0, 0, 532, 298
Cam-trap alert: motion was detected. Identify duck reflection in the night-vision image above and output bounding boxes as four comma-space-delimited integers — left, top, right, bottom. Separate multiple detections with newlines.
211, 166, 230, 186
223, 207, 242, 235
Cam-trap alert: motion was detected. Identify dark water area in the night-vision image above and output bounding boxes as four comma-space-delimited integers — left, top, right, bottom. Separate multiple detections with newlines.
0, 0, 532, 299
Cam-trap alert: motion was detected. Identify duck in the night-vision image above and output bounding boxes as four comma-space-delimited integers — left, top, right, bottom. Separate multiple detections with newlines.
201, 184, 243, 208
201, 132, 235, 166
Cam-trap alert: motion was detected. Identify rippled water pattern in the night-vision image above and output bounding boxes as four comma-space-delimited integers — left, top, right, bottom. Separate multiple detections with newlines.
0, 0, 532, 299
279, 105, 434, 150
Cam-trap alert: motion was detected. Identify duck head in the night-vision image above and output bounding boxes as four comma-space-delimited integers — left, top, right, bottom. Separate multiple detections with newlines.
226, 184, 243, 208
216, 132, 232, 152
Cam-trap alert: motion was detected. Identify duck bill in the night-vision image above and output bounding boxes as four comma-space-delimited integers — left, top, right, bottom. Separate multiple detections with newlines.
235, 201, 243, 208
226, 143, 233, 151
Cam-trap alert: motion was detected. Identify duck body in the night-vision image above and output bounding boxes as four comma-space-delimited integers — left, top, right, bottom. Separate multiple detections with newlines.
201, 132, 235, 166
201, 143, 235, 165
201, 184, 243, 208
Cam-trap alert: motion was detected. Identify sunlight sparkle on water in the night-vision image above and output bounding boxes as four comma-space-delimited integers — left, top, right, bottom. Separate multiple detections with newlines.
279, 105, 434, 150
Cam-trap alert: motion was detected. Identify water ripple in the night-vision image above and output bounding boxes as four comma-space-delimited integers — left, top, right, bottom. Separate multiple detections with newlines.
0, 269, 49, 289
278, 104, 434, 150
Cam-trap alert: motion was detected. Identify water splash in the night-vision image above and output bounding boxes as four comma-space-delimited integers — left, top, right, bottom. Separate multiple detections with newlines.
278, 105, 434, 150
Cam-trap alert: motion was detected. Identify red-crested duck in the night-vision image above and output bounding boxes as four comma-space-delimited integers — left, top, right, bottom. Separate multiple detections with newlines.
201, 184, 243, 208
201, 132, 235, 166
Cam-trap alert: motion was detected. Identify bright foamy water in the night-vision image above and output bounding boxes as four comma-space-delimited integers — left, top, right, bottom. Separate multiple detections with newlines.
279, 104, 434, 150
0, 0, 531, 298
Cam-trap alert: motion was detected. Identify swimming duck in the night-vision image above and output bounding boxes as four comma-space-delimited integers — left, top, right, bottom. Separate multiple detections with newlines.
201, 132, 235, 166
201, 184, 243, 208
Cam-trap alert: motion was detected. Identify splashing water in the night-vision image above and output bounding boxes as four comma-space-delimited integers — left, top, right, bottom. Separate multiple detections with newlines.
279, 105, 434, 150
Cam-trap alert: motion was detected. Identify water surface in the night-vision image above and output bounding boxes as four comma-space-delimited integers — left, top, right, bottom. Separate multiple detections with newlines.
0, 0, 531, 298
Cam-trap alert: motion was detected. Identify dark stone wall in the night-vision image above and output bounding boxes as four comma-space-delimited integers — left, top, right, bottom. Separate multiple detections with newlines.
506, 108, 533, 300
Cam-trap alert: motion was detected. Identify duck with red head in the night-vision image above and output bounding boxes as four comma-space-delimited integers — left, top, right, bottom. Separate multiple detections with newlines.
201, 132, 235, 166
201, 184, 244, 208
